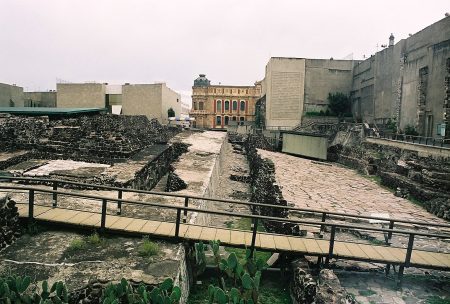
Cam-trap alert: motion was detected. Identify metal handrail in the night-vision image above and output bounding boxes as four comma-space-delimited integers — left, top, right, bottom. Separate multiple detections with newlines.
3, 183, 450, 284
4, 184, 450, 239
368, 132, 450, 148
2, 176, 450, 231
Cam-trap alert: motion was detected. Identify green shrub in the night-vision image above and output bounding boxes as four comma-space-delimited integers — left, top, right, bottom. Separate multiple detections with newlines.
138, 237, 160, 257
68, 238, 86, 251
86, 232, 102, 245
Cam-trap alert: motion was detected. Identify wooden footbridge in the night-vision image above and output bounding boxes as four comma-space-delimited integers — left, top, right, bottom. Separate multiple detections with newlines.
1, 177, 450, 285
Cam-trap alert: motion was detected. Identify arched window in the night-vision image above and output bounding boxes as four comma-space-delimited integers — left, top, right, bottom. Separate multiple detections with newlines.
232, 100, 238, 111
224, 100, 230, 111
239, 117, 245, 122
216, 100, 222, 112
224, 116, 229, 125
232, 116, 237, 121
240, 100, 246, 111
216, 116, 222, 125
199, 102, 204, 110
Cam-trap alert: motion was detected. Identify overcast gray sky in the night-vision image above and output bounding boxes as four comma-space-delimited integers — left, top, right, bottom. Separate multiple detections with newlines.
1, 0, 449, 105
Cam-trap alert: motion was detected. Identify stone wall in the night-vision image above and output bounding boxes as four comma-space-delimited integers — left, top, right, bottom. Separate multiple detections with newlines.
0, 194, 20, 250
329, 137, 450, 221
0, 114, 179, 160
244, 135, 297, 235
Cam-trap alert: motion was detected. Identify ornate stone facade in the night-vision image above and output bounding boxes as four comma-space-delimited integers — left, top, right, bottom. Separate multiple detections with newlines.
190, 74, 261, 129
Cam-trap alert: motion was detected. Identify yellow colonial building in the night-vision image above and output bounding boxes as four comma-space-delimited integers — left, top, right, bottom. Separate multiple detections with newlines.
190, 74, 261, 129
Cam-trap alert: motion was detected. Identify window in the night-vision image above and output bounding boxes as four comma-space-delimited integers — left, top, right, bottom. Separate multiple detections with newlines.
194, 102, 198, 110
232, 100, 238, 111
199, 102, 204, 110
225, 116, 229, 125
239, 117, 245, 122
224, 100, 230, 111
232, 116, 237, 121
246, 89, 248, 94
216, 100, 222, 112
238, 89, 240, 94
240, 100, 246, 111
216, 116, 222, 125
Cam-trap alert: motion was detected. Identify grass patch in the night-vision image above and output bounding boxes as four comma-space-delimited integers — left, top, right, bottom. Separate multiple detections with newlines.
228, 217, 266, 232
358, 289, 377, 297
68, 238, 86, 251
67, 232, 105, 252
86, 232, 102, 245
138, 236, 160, 257
427, 296, 450, 304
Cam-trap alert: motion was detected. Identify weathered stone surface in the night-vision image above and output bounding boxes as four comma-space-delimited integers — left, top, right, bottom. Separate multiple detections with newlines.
0, 194, 20, 250
315, 269, 354, 304
291, 260, 317, 304
0, 115, 179, 160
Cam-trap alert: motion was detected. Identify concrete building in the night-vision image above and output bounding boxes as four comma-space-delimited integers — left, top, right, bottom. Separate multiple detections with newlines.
56, 82, 181, 123
24, 91, 57, 107
0, 83, 24, 107
56, 83, 106, 109
122, 83, 181, 124
352, 16, 450, 138
261, 58, 355, 128
190, 74, 261, 129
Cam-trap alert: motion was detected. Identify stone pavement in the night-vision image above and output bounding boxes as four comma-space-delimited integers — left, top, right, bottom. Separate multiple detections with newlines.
258, 149, 446, 224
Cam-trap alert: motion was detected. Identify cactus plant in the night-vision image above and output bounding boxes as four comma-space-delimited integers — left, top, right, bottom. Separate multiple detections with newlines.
101, 277, 181, 304
0, 276, 68, 304
197, 240, 265, 303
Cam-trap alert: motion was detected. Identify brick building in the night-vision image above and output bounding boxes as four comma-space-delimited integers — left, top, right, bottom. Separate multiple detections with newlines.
190, 74, 261, 129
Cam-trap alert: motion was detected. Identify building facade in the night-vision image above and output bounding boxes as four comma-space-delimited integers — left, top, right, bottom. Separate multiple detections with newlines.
24, 91, 57, 107
55, 82, 181, 124
351, 16, 450, 138
0, 83, 24, 107
190, 74, 261, 129
122, 83, 181, 124
261, 58, 355, 128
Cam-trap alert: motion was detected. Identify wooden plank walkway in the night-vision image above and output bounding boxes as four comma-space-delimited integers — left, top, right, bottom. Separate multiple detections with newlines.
16, 204, 450, 271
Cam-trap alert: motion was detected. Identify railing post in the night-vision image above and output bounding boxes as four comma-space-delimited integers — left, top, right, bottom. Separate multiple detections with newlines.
183, 197, 189, 223
117, 190, 122, 215
250, 217, 259, 257
398, 233, 415, 288
28, 189, 34, 221
325, 225, 336, 265
52, 181, 57, 207
441, 139, 444, 148
175, 208, 181, 237
320, 212, 327, 238
425, 137, 428, 145
404, 233, 415, 267
101, 199, 107, 232
386, 220, 394, 245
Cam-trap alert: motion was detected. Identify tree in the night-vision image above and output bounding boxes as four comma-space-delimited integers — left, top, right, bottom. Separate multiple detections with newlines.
168, 107, 175, 118
327, 92, 351, 117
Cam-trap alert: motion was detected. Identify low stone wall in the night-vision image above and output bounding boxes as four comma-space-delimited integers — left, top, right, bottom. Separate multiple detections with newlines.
0, 114, 179, 160
0, 194, 20, 250
244, 135, 297, 235
291, 260, 353, 304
